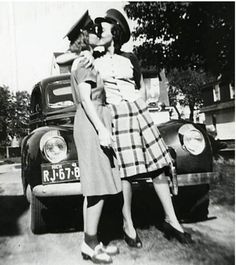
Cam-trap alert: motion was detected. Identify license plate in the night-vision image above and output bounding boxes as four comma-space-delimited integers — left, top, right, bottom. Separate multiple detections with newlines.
41, 161, 80, 185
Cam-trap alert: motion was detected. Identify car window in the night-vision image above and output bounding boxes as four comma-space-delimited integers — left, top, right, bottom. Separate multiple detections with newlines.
46, 81, 74, 109
30, 86, 42, 114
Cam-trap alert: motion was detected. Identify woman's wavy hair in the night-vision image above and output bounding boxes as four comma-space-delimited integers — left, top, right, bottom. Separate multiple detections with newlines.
111, 23, 124, 53
69, 30, 90, 54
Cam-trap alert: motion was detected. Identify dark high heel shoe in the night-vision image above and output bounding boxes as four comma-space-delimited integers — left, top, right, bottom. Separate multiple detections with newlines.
124, 230, 142, 248
163, 221, 193, 244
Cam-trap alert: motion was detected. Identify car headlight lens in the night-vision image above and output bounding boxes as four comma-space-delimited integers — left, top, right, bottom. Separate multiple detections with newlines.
178, 124, 205, 155
40, 130, 67, 163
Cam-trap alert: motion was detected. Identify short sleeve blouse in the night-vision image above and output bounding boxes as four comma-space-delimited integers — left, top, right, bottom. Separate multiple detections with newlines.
71, 58, 105, 105
94, 53, 142, 105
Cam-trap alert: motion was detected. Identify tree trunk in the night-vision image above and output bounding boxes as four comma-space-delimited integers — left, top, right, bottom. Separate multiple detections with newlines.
189, 104, 194, 121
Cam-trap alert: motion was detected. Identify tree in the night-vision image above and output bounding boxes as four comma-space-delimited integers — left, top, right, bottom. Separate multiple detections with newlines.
0, 86, 30, 146
10, 91, 30, 139
124, 2, 234, 81
0, 85, 12, 146
167, 68, 214, 121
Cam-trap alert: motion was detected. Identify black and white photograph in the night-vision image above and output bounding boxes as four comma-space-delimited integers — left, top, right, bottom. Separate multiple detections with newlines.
0, 1, 234, 264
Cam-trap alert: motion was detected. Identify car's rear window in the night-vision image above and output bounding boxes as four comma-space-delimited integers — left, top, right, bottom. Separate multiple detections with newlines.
46, 80, 74, 109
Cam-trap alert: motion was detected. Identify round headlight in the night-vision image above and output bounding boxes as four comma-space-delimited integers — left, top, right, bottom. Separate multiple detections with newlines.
40, 131, 67, 163
179, 124, 206, 155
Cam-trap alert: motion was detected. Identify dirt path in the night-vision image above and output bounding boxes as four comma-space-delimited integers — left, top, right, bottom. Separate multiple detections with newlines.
0, 168, 234, 265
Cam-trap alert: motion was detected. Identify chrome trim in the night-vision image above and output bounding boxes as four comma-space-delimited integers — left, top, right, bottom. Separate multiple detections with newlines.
33, 172, 219, 197
33, 182, 82, 197
131, 172, 219, 186
175, 172, 219, 186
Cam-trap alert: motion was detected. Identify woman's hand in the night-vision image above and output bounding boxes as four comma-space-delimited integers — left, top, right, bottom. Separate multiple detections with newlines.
78, 50, 94, 68
98, 126, 114, 148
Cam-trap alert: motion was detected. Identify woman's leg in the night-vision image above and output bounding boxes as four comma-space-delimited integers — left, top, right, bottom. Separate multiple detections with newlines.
152, 173, 184, 232
83, 197, 87, 232
82, 196, 114, 263
84, 196, 104, 249
121, 180, 137, 238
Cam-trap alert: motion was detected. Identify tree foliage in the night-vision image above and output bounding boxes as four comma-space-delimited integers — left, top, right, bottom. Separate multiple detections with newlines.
167, 68, 213, 121
0, 86, 30, 146
0, 85, 12, 146
10, 91, 30, 139
124, 2, 234, 81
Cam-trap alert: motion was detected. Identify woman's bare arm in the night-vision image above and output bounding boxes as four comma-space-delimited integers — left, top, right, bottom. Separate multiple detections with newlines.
78, 82, 113, 147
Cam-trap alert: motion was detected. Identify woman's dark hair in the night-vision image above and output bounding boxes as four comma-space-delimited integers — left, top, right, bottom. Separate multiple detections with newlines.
111, 24, 124, 53
69, 30, 90, 54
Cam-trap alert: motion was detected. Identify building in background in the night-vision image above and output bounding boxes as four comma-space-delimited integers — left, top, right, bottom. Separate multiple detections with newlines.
200, 76, 235, 145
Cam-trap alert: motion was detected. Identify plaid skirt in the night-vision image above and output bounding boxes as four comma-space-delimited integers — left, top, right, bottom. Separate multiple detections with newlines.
109, 98, 173, 179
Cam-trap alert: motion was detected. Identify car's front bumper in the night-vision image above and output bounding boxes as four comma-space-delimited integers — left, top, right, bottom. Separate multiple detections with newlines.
33, 172, 219, 197
176, 172, 219, 186
132, 172, 219, 186
33, 182, 82, 197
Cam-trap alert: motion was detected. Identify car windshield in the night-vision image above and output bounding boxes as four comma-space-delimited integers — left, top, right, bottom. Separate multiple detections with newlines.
46, 80, 74, 109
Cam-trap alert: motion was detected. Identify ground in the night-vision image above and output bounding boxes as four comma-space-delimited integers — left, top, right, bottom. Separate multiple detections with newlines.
0, 157, 234, 265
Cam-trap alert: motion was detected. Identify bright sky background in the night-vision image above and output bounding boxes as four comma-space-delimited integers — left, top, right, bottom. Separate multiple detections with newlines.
0, 1, 135, 93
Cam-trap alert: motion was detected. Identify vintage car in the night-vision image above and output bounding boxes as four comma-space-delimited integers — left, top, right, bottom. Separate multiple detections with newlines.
21, 73, 219, 234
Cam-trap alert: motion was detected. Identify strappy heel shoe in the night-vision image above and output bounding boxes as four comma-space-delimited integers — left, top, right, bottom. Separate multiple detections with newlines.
124, 230, 142, 248
81, 241, 112, 264
163, 221, 193, 244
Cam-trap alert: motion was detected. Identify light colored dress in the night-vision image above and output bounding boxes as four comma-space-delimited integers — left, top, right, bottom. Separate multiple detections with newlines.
94, 53, 174, 179
71, 59, 121, 196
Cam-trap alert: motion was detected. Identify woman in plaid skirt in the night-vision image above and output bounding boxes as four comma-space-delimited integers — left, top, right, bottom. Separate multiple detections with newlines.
91, 9, 192, 246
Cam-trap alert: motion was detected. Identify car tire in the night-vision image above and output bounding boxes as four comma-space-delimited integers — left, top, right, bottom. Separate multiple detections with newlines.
31, 193, 47, 234
174, 184, 210, 222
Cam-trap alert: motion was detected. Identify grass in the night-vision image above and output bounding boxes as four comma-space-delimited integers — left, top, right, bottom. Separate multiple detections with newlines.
109, 226, 234, 265
211, 157, 235, 211
100, 156, 235, 265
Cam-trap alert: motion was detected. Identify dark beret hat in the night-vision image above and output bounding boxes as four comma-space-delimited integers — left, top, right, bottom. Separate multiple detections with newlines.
95, 9, 131, 44
64, 10, 93, 43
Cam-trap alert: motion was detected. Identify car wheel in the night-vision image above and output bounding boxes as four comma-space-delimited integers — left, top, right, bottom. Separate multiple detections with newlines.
173, 184, 210, 222
31, 193, 47, 234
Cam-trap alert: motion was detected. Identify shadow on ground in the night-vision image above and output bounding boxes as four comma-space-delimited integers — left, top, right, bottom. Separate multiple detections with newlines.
0, 183, 210, 238
0, 181, 221, 240
98, 186, 165, 244
0, 195, 29, 236
29, 186, 166, 237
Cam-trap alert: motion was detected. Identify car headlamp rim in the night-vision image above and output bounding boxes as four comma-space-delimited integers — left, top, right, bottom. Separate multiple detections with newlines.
178, 124, 206, 155
40, 131, 67, 163
43, 136, 67, 163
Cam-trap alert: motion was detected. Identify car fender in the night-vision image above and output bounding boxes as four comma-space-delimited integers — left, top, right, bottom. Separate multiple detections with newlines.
21, 125, 76, 191
21, 126, 54, 191
157, 120, 213, 174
